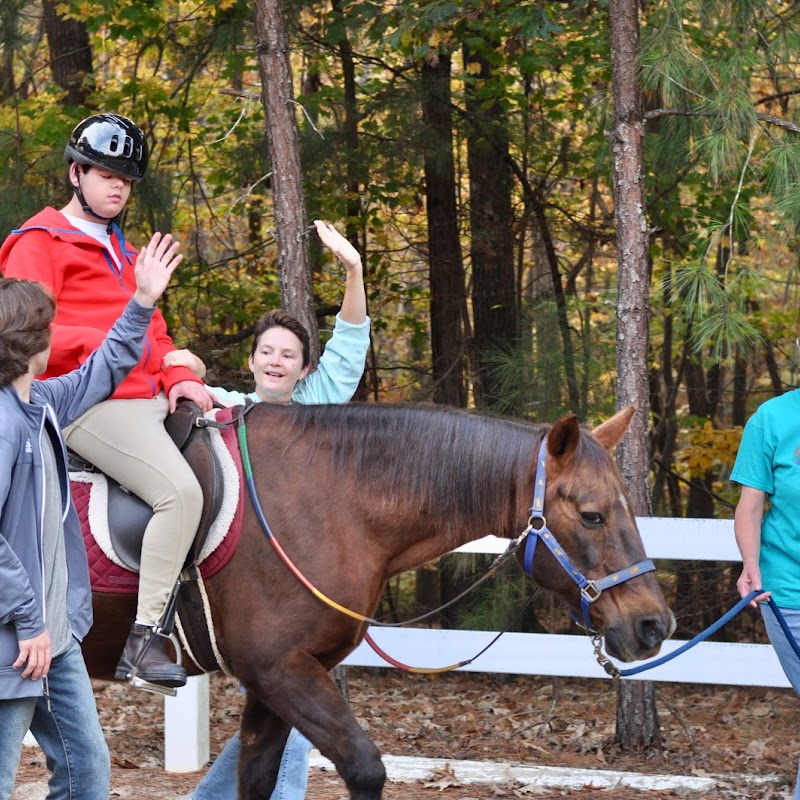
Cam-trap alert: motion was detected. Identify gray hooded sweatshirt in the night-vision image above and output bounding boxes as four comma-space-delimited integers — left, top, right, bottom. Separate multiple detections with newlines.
0, 298, 155, 700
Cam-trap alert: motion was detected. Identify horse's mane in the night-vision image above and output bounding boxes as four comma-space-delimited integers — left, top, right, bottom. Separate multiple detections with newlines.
253, 402, 554, 533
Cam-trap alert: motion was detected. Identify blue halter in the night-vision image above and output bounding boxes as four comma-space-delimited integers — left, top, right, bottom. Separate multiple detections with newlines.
522, 437, 656, 630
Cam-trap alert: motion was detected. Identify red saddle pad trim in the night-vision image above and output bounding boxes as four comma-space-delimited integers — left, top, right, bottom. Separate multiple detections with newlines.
79, 406, 245, 594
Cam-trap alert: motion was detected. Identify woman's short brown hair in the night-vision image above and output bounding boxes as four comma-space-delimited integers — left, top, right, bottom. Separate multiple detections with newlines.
0, 278, 56, 387
250, 309, 311, 368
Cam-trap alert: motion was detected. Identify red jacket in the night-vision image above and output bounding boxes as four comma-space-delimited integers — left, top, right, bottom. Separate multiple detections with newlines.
0, 207, 200, 399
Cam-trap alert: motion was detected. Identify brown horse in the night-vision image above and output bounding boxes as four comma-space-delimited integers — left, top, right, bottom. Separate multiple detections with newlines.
82, 402, 674, 800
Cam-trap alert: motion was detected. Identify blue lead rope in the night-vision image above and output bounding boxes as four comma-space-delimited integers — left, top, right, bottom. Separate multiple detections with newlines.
613, 589, 800, 678
764, 595, 800, 661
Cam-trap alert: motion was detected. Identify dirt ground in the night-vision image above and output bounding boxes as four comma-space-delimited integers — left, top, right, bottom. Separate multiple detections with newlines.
12, 667, 798, 799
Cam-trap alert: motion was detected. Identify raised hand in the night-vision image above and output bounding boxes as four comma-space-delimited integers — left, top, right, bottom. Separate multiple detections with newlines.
313, 220, 362, 274
313, 220, 367, 325
133, 232, 184, 307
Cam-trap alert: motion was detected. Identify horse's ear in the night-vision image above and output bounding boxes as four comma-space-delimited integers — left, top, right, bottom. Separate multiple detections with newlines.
547, 414, 580, 461
591, 406, 636, 450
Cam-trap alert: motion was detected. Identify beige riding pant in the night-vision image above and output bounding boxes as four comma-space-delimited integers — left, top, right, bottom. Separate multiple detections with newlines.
65, 394, 203, 627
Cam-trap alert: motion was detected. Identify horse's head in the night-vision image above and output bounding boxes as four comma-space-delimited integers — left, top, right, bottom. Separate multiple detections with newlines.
521, 408, 675, 662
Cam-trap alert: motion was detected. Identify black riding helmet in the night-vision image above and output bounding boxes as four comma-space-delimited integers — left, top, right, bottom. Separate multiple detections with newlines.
64, 113, 149, 182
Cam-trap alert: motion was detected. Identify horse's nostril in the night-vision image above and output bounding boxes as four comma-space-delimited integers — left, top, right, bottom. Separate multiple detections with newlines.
637, 617, 665, 648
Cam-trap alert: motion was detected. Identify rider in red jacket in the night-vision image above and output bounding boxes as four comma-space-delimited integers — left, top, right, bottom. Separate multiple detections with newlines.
0, 206, 197, 397
0, 114, 215, 689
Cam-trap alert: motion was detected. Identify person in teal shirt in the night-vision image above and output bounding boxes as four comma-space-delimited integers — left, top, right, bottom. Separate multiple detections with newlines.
732, 388, 800, 800
174, 219, 369, 800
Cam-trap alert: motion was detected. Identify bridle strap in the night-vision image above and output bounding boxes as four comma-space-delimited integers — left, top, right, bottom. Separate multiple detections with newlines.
522, 437, 655, 630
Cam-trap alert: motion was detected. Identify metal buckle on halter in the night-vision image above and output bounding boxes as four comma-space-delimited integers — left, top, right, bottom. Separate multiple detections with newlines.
527, 515, 546, 531
581, 581, 602, 604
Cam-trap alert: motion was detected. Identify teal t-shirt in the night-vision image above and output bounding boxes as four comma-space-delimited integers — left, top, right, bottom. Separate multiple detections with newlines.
730, 388, 800, 608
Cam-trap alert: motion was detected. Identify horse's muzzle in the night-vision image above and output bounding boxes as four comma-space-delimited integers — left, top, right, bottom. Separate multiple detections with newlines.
604, 610, 676, 662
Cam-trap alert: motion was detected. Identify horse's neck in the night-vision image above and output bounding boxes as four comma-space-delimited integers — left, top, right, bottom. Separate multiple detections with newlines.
382, 515, 507, 578
365, 427, 536, 577
256, 405, 537, 578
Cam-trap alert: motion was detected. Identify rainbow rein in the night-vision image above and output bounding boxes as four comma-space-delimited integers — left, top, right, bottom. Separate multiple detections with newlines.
522, 438, 656, 632
235, 410, 653, 673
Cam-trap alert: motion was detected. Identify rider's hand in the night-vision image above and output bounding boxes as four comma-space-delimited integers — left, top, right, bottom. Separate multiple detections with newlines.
133, 232, 183, 308
163, 349, 206, 379
736, 563, 770, 608
168, 379, 215, 413
14, 630, 52, 680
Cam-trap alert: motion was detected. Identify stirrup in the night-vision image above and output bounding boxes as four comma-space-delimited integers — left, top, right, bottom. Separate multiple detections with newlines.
116, 625, 186, 693
161, 629, 184, 667
129, 675, 178, 697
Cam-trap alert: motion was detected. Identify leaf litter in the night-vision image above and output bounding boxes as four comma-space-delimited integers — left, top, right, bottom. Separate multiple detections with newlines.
11, 668, 799, 799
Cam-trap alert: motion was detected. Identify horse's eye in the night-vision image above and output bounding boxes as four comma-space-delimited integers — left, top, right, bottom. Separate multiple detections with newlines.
580, 511, 604, 527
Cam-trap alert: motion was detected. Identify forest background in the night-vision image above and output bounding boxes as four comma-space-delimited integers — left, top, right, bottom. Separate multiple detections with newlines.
2, 0, 800, 748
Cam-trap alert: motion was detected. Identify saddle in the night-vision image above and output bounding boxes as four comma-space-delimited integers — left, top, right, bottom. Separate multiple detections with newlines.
69, 400, 225, 573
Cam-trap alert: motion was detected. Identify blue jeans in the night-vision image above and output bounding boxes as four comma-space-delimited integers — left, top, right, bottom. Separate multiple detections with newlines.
0, 638, 110, 800
193, 727, 311, 800
761, 603, 800, 800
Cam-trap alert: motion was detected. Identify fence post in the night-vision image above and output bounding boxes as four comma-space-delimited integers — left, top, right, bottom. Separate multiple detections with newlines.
164, 673, 210, 772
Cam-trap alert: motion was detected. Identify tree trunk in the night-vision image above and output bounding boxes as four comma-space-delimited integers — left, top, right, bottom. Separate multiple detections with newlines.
528, 219, 563, 415
615, 681, 660, 750
421, 53, 467, 408
329, 0, 375, 402
419, 52, 469, 616
463, 44, 517, 409
608, 0, 660, 750
676, 352, 725, 638
750, 299, 784, 397
732, 350, 747, 427
41, 0, 94, 107
1, 0, 23, 101
530, 193, 580, 414
252, 0, 319, 358
650, 264, 683, 517
330, 0, 362, 246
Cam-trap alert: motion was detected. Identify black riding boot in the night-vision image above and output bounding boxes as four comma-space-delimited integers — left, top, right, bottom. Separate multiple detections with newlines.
115, 623, 187, 688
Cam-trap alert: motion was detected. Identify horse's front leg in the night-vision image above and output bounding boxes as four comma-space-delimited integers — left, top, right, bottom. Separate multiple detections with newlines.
241, 654, 385, 800
238, 698, 291, 799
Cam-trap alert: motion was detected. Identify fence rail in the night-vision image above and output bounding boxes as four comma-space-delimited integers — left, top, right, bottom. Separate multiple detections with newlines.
340, 516, 785, 685
162, 516, 787, 772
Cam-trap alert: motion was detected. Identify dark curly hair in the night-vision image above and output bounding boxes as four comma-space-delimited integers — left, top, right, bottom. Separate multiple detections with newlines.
0, 278, 56, 387
250, 309, 310, 368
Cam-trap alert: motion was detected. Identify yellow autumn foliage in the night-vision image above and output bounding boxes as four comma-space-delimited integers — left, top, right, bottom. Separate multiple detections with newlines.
677, 421, 743, 477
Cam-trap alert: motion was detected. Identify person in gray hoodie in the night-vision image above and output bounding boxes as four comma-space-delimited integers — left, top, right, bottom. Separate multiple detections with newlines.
0, 231, 183, 800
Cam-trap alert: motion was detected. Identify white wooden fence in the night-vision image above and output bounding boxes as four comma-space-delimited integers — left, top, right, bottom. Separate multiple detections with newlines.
162, 516, 789, 771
